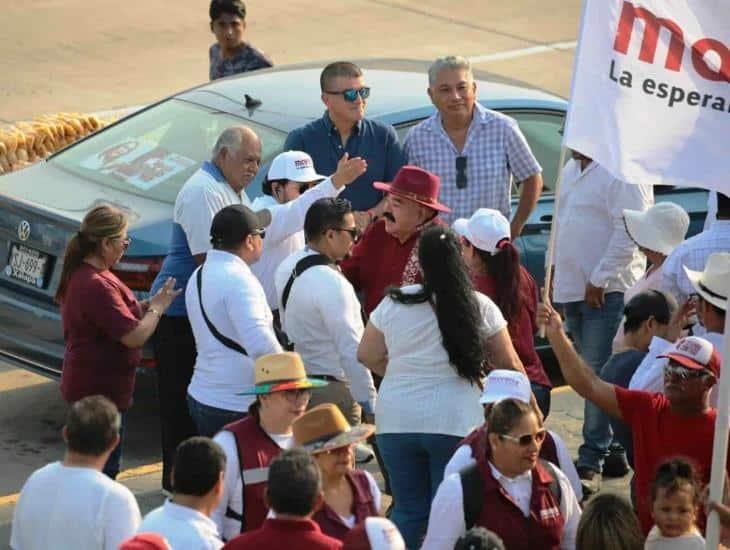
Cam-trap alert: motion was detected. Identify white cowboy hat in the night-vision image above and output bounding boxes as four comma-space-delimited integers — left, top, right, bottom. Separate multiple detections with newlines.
622, 202, 689, 256
683, 252, 730, 311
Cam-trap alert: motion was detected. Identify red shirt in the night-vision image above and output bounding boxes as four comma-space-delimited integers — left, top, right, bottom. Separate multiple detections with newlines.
472, 268, 551, 387
615, 386, 729, 533
60, 263, 142, 410
222, 518, 342, 550
341, 218, 443, 316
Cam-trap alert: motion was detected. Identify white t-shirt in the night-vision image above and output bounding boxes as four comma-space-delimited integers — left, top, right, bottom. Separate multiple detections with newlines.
645, 526, 705, 549
369, 286, 507, 436
212, 429, 294, 541
10, 462, 141, 550
443, 430, 584, 501
139, 499, 223, 550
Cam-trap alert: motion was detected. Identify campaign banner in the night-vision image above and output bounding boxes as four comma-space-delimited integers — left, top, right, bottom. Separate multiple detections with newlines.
563, 0, 730, 195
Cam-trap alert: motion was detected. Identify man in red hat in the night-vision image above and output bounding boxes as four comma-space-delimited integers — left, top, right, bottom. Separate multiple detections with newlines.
341, 165, 450, 316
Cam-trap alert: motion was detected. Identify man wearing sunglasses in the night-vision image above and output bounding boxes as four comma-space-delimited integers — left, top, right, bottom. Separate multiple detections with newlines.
404, 56, 543, 236
249, 150, 366, 318
274, 198, 376, 428
283, 61, 405, 226
539, 301, 725, 535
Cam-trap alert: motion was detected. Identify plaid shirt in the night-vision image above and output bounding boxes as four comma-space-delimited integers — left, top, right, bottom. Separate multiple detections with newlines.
209, 43, 272, 81
403, 103, 541, 222
662, 220, 730, 304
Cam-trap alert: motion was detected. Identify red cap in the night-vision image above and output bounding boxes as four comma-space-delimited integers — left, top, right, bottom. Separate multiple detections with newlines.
658, 336, 721, 377
119, 533, 171, 550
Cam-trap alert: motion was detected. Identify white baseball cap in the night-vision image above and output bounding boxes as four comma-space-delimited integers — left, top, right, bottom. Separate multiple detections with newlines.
480, 369, 532, 405
452, 208, 511, 254
267, 151, 326, 183
342, 517, 406, 550
684, 252, 730, 311
623, 202, 689, 256
657, 336, 721, 378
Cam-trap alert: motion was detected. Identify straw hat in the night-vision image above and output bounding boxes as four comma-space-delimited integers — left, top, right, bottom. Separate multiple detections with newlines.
683, 252, 730, 311
293, 404, 375, 454
453, 208, 511, 254
236, 352, 328, 395
622, 202, 689, 256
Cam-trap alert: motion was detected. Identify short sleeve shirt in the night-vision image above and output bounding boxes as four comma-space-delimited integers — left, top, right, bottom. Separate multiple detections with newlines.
209, 43, 273, 80
60, 264, 142, 410
404, 103, 541, 222
614, 386, 728, 533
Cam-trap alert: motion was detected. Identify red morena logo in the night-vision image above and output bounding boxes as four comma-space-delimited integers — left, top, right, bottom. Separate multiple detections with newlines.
294, 159, 312, 170
613, 1, 730, 82
677, 338, 703, 356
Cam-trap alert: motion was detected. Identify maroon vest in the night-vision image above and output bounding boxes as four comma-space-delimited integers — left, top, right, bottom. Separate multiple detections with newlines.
312, 469, 378, 541
462, 425, 560, 470
476, 458, 565, 550
224, 416, 283, 533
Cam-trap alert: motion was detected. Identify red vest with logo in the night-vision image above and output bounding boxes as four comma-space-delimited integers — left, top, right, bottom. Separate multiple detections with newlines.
477, 458, 565, 550
462, 425, 560, 470
224, 416, 283, 533
312, 469, 378, 541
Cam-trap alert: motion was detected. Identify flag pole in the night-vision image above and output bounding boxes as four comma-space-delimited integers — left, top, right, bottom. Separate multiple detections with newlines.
705, 314, 730, 549
538, 145, 568, 336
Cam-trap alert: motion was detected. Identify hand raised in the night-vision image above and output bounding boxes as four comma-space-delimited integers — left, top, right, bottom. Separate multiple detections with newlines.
331, 152, 368, 188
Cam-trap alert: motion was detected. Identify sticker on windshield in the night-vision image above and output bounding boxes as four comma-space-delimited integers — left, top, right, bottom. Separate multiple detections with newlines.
81, 138, 196, 190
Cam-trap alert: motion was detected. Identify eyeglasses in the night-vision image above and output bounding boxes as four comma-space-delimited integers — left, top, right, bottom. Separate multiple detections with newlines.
324, 445, 352, 456
455, 156, 467, 189
281, 389, 312, 402
663, 363, 708, 381
324, 87, 371, 102
251, 229, 266, 240
498, 429, 547, 447
331, 227, 361, 243
114, 237, 132, 250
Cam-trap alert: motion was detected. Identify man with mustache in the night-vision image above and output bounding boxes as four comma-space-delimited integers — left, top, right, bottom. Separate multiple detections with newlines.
340, 165, 450, 317
404, 56, 543, 236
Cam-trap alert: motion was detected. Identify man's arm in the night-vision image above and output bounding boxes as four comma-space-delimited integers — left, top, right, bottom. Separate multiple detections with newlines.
510, 173, 543, 238
228, 279, 282, 358
537, 302, 622, 419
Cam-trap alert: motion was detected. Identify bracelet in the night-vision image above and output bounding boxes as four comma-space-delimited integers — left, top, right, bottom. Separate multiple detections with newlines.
147, 307, 162, 318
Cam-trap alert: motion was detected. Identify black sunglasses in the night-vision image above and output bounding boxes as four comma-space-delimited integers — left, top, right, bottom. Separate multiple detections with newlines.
331, 227, 361, 242
456, 156, 467, 189
324, 87, 371, 102
251, 229, 266, 239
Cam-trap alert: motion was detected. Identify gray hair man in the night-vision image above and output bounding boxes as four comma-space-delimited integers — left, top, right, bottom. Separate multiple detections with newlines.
404, 55, 543, 235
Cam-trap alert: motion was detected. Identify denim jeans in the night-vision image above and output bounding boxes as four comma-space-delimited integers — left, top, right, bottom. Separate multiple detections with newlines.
376, 432, 462, 549
562, 292, 624, 472
531, 382, 552, 419
102, 411, 125, 479
186, 394, 246, 438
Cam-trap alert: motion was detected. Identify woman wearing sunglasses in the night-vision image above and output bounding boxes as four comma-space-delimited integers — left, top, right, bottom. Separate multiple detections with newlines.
422, 398, 582, 550
56, 204, 180, 479
292, 403, 381, 541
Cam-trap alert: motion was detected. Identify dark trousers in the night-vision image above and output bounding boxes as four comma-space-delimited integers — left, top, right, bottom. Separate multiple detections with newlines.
102, 411, 125, 479
154, 315, 198, 491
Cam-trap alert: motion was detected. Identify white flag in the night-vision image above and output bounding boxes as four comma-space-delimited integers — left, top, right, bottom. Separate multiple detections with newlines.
563, 0, 730, 196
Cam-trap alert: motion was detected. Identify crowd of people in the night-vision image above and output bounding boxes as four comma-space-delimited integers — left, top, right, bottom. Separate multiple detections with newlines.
8, 0, 730, 548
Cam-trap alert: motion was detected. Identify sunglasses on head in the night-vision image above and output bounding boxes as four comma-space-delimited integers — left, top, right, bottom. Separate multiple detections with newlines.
456, 156, 467, 189
499, 429, 547, 447
663, 363, 708, 381
324, 87, 371, 102
251, 229, 266, 239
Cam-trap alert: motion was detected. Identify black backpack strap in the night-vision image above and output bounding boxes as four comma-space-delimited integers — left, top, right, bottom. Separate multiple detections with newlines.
280, 254, 335, 310
196, 267, 247, 355
460, 463, 483, 530
539, 459, 563, 507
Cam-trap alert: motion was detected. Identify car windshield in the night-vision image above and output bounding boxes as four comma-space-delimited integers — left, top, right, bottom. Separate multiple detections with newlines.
50, 99, 286, 203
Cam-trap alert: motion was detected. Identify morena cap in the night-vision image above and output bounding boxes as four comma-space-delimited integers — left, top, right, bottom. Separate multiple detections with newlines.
480, 370, 532, 405
658, 336, 721, 378
268, 150, 326, 183
453, 208, 511, 254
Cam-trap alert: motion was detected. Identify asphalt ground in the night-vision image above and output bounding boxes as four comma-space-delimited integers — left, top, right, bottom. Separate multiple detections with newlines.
0, 1, 633, 547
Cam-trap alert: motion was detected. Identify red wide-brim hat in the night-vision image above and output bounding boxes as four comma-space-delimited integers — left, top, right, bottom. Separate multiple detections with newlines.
373, 165, 451, 213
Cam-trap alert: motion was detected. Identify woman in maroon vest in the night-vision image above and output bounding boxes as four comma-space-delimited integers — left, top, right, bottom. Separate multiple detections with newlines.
293, 403, 381, 541
453, 208, 552, 418
421, 398, 582, 550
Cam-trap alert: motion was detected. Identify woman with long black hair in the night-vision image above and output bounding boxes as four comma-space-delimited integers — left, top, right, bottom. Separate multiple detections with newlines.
357, 225, 524, 549
454, 208, 553, 417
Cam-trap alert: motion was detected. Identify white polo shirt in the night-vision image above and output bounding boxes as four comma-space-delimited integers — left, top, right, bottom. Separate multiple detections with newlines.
251, 178, 343, 309
139, 499, 223, 549
274, 248, 377, 409
186, 250, 282, 412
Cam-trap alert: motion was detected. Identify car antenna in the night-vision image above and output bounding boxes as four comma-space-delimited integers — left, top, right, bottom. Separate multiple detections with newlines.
244, 94, 262, 115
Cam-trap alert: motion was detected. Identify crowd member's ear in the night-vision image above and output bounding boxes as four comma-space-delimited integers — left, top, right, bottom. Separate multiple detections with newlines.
704, 373, 718, 389
213, 471, 225, 499
312, 491, 325, 514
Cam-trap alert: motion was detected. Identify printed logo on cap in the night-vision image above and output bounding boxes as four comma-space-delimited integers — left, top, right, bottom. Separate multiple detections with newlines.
295, 159, 313, 170
677, 338, 704, 357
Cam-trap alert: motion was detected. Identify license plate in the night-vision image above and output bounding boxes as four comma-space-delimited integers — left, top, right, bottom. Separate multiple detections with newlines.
5, 243, 51, 289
